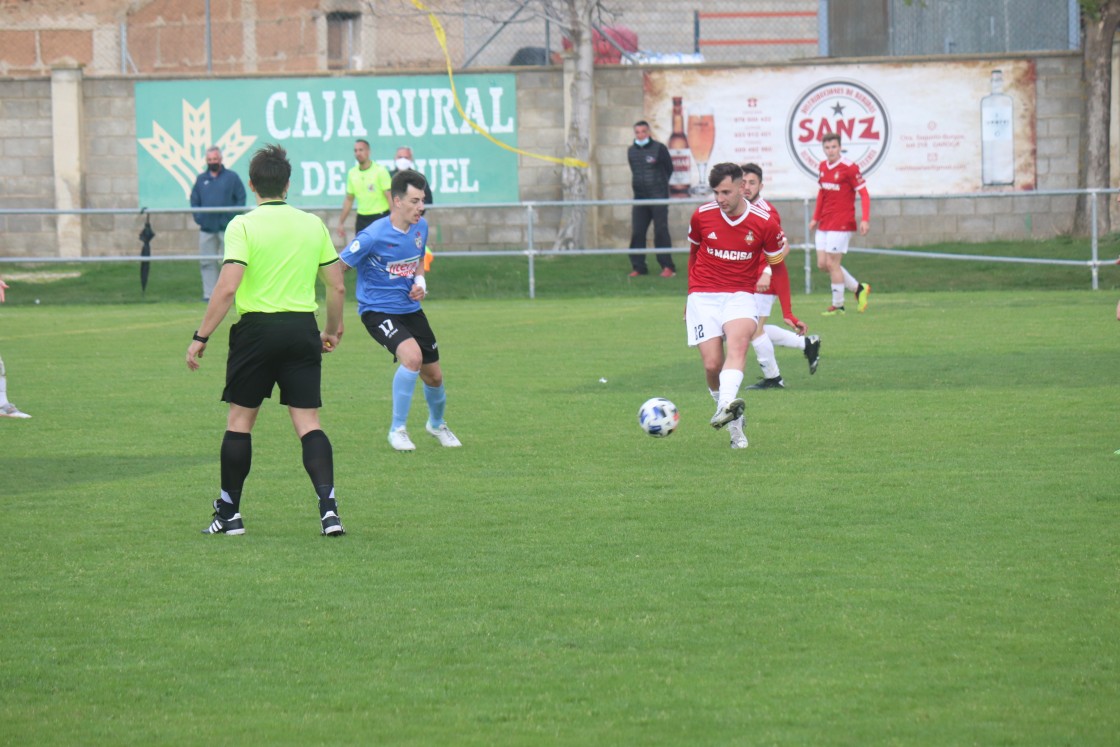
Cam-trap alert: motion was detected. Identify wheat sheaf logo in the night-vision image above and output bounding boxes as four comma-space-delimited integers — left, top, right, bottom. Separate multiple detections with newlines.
138, 99, 256, 198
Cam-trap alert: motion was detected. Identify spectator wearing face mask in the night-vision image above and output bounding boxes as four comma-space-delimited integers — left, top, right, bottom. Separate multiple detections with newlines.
190, 146, 247, 301
391, 147, 433, 206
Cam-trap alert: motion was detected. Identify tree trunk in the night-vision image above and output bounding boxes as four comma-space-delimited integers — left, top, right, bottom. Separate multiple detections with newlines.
553, 0, 594, 251
1075, 1, 1120, 235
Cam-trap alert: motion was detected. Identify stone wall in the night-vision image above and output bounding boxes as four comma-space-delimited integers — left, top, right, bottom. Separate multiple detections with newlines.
0, 51, 1106, 261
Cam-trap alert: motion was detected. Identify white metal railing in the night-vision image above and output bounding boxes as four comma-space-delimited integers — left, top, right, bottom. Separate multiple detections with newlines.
1, 189, 1116, 297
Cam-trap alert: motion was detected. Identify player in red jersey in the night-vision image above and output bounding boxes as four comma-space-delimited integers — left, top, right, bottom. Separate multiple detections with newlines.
738, 164, 821, 396
811, 133, 871, 315
686, 163, 785, 448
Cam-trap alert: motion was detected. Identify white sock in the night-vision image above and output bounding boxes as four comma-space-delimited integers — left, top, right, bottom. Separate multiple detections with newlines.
842, 266, 859, 292
709, 388, 720, 403
831, 283, 845, 307
765, 324, 804, 350
717, 369, 744, 409
0, 354, 8, 405
751, 335, 780, 379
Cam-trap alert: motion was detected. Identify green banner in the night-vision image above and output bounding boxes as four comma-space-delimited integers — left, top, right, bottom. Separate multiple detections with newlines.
135, 74, 519, 209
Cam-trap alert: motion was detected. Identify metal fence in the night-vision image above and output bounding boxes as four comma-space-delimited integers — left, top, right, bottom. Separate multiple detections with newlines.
0, 0, 1081, 77
2, 190, 1116, 298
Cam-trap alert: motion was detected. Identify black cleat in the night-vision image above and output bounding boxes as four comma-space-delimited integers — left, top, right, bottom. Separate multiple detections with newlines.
745, 376, 785, 391
320, 500, 345, 537
804, 335, 821, 375
202, 500, 245, 535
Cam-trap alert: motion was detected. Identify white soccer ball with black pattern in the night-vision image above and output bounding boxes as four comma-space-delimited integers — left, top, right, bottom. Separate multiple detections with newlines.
638, 397, 679, 438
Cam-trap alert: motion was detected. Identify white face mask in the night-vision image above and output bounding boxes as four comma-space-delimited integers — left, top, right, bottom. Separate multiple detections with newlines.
634, 137, 650, 147
395, 157, 415, 171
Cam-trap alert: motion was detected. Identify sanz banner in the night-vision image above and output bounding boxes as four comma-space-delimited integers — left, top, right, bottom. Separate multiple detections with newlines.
135, 74, 519, 208
645, 60, 1036, 198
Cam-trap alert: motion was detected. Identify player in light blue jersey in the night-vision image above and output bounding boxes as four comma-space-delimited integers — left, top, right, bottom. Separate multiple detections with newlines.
339, 169, 462, 451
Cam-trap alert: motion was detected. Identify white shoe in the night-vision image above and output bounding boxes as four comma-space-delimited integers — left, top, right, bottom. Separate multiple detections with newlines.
728, 416, 748, 449
709, 398, 745, 430
0, 402, 30, 419
388, 426, 416, 451
425, 422, 462, 447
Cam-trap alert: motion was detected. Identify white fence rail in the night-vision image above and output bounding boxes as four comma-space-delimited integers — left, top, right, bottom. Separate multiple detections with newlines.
1, 189, 1116, 298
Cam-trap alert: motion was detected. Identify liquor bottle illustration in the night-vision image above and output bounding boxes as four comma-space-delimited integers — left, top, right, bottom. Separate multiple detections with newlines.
981, 69, 1014, 186
668, 97, 692, 198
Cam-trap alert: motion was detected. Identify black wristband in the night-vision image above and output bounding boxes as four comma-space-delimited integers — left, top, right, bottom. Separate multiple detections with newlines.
192, 331, 209, 344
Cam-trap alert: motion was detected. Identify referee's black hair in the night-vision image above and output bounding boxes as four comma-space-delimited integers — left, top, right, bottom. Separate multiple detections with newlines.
249, 144, 291, 199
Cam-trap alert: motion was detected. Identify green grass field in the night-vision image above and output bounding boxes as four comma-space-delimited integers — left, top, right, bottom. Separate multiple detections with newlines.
1, 263, 1119, 743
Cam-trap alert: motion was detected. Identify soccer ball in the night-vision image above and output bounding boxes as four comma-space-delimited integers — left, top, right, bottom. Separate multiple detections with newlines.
638, 397, 679, 438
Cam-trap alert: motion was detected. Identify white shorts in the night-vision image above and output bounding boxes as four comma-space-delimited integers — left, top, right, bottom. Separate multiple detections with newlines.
815, 229, 852, 254
754, 292, 775, 319
686, 292, 758, 347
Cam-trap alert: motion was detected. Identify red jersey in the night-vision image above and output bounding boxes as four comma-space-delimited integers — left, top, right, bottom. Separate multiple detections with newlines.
813, 157, 870, 232
687, 200, 784, 294
752, 197, 794, 319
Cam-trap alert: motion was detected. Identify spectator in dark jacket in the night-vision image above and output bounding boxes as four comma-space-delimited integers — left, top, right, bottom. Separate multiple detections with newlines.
190, 146, 246, 301
627, 121, 676, 277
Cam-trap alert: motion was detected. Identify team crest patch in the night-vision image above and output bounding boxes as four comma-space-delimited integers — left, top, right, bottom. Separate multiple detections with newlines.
745, 230, 755, 245
414, 233, 423, 250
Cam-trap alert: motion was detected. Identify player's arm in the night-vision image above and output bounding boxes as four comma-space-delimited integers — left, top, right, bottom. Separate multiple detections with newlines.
336, 191, 355, 239
757, 225, 786, 292
686, 213, 703, 277
409, 221, 430, 302
810, 187, 824, 231
319, 260, 346, 351
857, 185, 870, 235
187, 261, 244, 371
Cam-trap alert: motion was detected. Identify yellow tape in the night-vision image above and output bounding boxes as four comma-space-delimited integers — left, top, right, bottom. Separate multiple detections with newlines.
410, 0, 588, 169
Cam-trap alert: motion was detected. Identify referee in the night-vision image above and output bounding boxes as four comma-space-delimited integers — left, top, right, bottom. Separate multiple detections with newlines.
186, 144, 347, 537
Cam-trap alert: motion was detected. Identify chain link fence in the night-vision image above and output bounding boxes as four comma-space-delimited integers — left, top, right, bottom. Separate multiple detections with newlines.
0, 0, 1078, 78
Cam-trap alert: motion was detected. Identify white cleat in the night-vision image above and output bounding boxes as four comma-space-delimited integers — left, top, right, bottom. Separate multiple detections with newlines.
425, 422, 462, 447
728, 416, 748, 449
388, 426, 416, 451
0, 403, 30, 419
709, 398, 745, 430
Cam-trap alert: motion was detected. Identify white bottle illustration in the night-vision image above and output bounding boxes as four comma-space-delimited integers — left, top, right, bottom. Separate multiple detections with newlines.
981, 69, 1014, 186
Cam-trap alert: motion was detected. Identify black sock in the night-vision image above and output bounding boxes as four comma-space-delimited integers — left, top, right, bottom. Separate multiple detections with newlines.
220, 431, 252, 514
301, 429, 336, 510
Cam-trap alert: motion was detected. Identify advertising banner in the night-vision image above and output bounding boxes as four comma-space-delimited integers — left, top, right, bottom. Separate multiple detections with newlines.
135, 74, 519, 208
645, 61, 1036, 198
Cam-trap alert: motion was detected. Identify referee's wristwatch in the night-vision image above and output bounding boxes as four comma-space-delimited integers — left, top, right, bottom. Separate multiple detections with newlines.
192, 331, 209, 344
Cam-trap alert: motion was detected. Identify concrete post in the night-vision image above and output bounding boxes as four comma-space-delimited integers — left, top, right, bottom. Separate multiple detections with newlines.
51, 62, 85, 258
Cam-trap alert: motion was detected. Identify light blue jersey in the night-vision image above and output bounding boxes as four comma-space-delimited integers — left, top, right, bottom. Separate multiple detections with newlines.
339, 215, 429, 315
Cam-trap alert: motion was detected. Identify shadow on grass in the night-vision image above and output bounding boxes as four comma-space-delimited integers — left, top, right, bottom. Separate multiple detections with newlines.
3, 454, 210, 497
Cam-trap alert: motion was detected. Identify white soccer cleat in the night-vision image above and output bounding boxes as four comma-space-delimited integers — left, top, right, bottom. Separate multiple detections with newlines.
728, 416, 748, 449
0, 403, 30, 419
426, 422, 462, 447
388, 426, 416, 451
709, 398, 745, 430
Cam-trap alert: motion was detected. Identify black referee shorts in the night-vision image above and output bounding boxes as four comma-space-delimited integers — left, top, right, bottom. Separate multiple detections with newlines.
223, 312, 323, 409
360, 309, 440, 364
